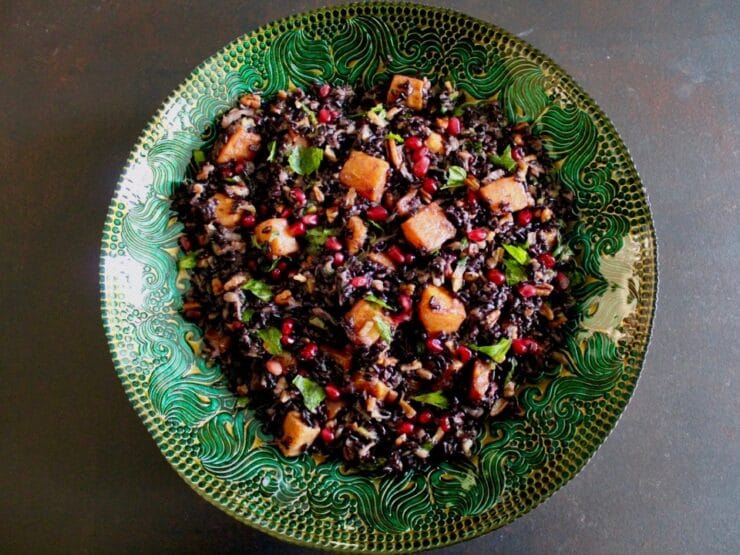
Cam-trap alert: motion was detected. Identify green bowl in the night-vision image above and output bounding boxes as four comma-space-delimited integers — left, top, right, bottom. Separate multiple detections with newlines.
100, 2, 657, 551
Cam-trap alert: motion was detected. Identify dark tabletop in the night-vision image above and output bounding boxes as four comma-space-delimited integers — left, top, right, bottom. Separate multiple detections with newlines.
1, 1, 738, 553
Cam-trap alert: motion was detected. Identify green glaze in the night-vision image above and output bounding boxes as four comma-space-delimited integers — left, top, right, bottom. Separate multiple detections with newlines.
100, 3, 657, 551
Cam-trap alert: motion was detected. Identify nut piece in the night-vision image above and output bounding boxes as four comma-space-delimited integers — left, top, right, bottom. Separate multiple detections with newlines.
418, 285, 467, 334
339, 150, 390, 203
254, 218, 299, 256
278, 411, 320, 457
387, 74, 428, 110
470, 359, 493, 402
238, 93, 261, 109
401, 203, 456, 252
212, 193, 245, 227
479, 176, 532, 214
345, 216, 368, 255
216, 127, 262, 163
345, 299, 394, 346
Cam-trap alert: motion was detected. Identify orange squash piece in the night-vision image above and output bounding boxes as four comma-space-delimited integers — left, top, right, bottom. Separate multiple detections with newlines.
418, 285, 467, 334
339, 150, 389, 203
401, 203, 456, 252
469, 359, 493, 402
387, 74, 428, 110
216, 126, 261, 163
479, 176, 532, 214
212, 193, 244, 228
345, 299, 394, 346
279, 411, 320, 457
254, 218, 299, 256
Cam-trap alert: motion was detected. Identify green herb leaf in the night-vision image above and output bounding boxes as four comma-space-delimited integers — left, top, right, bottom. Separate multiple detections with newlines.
266, 140, 278, 162
300, 104, 318, 126
469, 338, 512, 363
472, 141, 484, 153
241, 308, 255, 323
443, 165, 467, 189
411, 391, 450, 409
373, 316, 393, 344
305, 227, 337, 255
504, 258, 528, 285
192, 149, 206, 164
288, 145, 324, 176
369, 103, 387, 118
241, 279, 273, 301
365, 294, 394, 310
308, 316, 326, 330
177, 251, 198, 270
503, 358, 517, 385
263, 257, 282, 272
387, 132, 404, 143
503, 243, 530, 265
292, 375, 326, 411
257, 327, 283, 356
488, 145, 517, 172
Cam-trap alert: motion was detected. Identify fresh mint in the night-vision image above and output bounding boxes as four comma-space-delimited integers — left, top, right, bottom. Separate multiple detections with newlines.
266, 140, 278, 162
488, 145, 517, 172
292, 375, 326, 411
365, 294, 393, 311
387, 132, 404, 143
373, 316, 393, 344
503, 244, 530, 265
411, 391, 450, 409
288, 145, 323, 176
257, 327, 283, 356
442, 165, 467, 189
469, 338, 512, 363
241, 279, 273, 301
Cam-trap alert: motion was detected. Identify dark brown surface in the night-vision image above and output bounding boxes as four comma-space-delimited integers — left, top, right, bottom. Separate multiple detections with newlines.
1, 1, 738, 553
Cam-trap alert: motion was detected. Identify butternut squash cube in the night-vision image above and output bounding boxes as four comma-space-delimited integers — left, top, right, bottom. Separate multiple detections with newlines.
212, 192, 244, 228
401, 203, 456, 252
425, 132, 445, 154
320, 345, 352, 371
279, 411, 320, 457
216, 126, 261, 163
345, 216, 368, 255
418, 285, 467, 334
387, 74, 428, 110
345, 299, 394, 347
254, 218, 299, 256
339, 150, 389, 203
479, 176, 532, 214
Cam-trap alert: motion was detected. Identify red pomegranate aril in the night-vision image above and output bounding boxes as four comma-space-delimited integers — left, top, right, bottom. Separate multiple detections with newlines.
519, 283, 537, 298
318, 108, 332, 123
288, 221, 306, 237
511, 146, 525, 161
417, 410, 433, 425
270, 267, 283, 280
320, 428, 335, 443
405, 253, 416, 264
325, 236, 342, 251
398, 294, 412, 313
301, 213, 319, 226
178, 236, 192, 252
439, 416, 451, 432
487, 269, 506, 286
516, 209, 533, 227
512, 338, 529, 355
426, 337, 444, 354
556, 271, 570, 290
278, 261, 288, 270
351, 275, 368, 288
280, 335, 295, 346
366, 206, 389, 221
447, 116, 461, 136
387, 245, 406, 265
412, 146, 429, 162
466, 189, 478, 205
412, 156, 430, 177
467, 228, 487, 242
421, 177, 438, 194
539, 253, 556, 269
318, 84, 331, 98
241, 214, 256, 228
333, 252, 345, 265
280, 207, 293, 218
247, 259, 258, 272
526, 338, 541, 355
291, 188, 306, 206
300, 342, 318, 360
258, 204, 268, 216
281, 319, 295, 336
398, 421, 415, 435
455, 345, 473, 363
324, 384, 341, 401
230, 320, 244, 331
233, 160, 245, 174
404, 136, 423, 150
220, 165, 234, 178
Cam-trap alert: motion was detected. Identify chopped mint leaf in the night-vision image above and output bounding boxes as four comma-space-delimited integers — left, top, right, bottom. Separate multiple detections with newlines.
373, 316, 393, 344
266, 140, 278, 162
241, 308, 255, 323
257, 327, 283, 356
369, 103, 387, 118
488, 145, 517, 172
503, 359, 517, 385
442, 165, 467, 189
365, 294, 393, 311
308, 316, 326, 330
288, 145, 323, 176
292, 375, 326, 412
192, 149, 206, 164
504, 258, 528, 284
300, 104, 318, 126
387, 132, 404, 143
305, 227, 337, 255
177, 251, 198, 270
469, 338, 512, 363
472, 141, 484, 153
503, 244, 530, 265
241, 279, 273, 301
411, 391, 450, 409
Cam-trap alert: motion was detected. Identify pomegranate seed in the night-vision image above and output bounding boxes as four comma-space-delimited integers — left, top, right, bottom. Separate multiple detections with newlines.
512, 338, 529, 355
302, 213, 319, 226
519, 283, 537, 298
241, 214, 256, 228
281, 319, 295, 336
398, 294, 412, 313
398, 421, 415, 435
270, 267, 283, 280
233, 160, 245, 174
280, 335, 295, 346
405, 253, 416, 264
526, 338, 541, 355
324, 384, 341, 401
456, 345, 473, 363
265, 359, 283, 376
325, 236, 342, 251
387, 245, 406, 265
288, 221, 307, 237
179, 236, 192, 251
447, 116, 462, 136
320, 428, 335, 442
466, 189, 478, 205
516, 209, 533, 227
351, 275, 368, 288
539, 253, 556, 269
512, 146, 525, 161
318, 84, 331, 98
404, 136, 423, 150
230, 320, 244, 331
318, 108, 332, 123
556, 271, 570, 290
258, 205, 268, 216
426, 337, 444, 354
280, 207, 293, 218
333, 252, 345, 265
412, 156, 430, 177
247, 260, 258, 272
422, 177, 438, 194
278, 261, 288, 270
467, 228, 487, 242
417, 410, 433, 425
291, 188, 306, 206
220, 165, 234, 178
412, 146, 429, 162
300, 342, 318, 360
439, 416, 451, 432
366, 206, 389, 221
487, 269, 506, 286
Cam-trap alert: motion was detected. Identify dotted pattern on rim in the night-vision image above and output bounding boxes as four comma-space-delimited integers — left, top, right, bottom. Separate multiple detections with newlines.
100, 3, 657, 552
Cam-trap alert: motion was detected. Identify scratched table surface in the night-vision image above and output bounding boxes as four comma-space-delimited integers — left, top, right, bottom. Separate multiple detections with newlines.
1, 1, 738, 553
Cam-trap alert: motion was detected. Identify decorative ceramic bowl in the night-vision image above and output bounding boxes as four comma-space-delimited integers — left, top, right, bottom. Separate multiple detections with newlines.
100, 2, 656, 551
